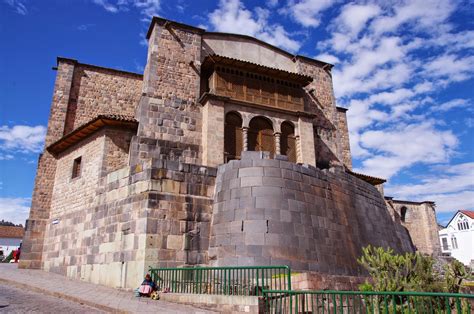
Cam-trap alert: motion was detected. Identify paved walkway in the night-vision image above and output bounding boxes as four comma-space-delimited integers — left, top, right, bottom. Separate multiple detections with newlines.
0, 282, 105, 313
0, 264, 215, 313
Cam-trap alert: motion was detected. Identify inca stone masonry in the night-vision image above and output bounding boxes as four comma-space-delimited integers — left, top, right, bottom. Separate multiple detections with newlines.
20, 17, 440, 289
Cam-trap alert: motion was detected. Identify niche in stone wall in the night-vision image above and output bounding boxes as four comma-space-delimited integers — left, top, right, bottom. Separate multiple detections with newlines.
401, 206, 408, 222
281, 121, 296, 163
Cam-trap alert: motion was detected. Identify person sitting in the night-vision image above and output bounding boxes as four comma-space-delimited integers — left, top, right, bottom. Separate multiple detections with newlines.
138, 274, 156, 297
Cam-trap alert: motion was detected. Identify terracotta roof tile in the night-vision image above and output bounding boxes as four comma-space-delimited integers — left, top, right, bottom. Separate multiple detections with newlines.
0, 226, 24, 239
460, 210, 474, 219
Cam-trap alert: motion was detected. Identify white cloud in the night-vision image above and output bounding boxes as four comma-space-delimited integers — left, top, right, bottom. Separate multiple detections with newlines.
432, 98, 470, 112
370, 0, 456, 36
355, 122, 458, 178
208, 0, 301, 52
92, 0, 119, 12
91, 0, 161, 18
315, 53, 339, 64
425, 191, 474, 213
283, 0, 336, 27
385, 162, 474, 213
423, 54, 474, 83
432, 30, 474, 51
315, 0, 474, 184
0, 197, 30, 226
266, 0, 279, 8
0, 154, 14, 160
331, 36, 413, 98
209, 0, 260, 34
4, 0, 27, 15
334, 3, 380, 36
368, 88, 414, 106
0, 125, 46, 154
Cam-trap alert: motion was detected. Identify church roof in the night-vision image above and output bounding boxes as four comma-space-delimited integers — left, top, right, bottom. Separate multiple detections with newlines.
202, 54, 314, 86
442, 209, 474, 229
0, 226, 24, 239
47, 114, 137, 156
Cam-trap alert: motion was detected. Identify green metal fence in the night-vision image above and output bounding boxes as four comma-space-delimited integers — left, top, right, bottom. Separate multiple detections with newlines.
262, 290, 474, 314
149, 265, 291, 296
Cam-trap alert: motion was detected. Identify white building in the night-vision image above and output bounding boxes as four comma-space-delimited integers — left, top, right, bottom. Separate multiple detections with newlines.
0, 226, 24, 261
439, 210, 474, 267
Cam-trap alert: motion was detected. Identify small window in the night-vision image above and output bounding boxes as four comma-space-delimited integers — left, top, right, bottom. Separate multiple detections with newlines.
400, 206, 408, 222
441, 237, 449, 250
72, 156, 82, 179
451, 236, 458, 249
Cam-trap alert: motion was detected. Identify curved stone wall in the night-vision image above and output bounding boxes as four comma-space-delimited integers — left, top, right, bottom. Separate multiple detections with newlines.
209, 151, 414, 276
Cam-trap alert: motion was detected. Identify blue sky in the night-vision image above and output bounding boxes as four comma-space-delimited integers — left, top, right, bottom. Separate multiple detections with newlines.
1, 0, 473, 226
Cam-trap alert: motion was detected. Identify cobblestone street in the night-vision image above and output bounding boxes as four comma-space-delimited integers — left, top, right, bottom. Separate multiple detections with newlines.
0, 264, 214, 313
0, 283, 104, 313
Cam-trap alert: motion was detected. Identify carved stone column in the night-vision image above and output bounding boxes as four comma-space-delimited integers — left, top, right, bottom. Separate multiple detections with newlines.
242, 127, 249, 152
274, 132, 281, 155
296, 135, 302, 163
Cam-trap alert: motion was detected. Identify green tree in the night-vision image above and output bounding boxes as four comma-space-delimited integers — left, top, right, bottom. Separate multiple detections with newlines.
357, 245, 450, 292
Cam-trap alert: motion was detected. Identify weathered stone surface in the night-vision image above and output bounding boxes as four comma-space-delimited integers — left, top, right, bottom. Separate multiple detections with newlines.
210, 153, 414, 275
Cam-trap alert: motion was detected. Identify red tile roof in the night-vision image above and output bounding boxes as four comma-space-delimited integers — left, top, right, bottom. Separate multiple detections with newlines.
0, 226, 24, 239
460, 210, 474, 219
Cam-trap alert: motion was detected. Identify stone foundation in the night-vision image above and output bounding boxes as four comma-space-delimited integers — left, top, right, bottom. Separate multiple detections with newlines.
209, 151, 414, 275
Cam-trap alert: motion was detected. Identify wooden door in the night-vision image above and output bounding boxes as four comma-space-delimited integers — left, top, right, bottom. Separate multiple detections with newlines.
248, 117, 275, 156
224, 112, 243, 162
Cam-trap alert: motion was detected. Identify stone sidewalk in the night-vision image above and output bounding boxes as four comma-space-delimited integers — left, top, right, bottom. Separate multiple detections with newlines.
0, 264, 215, 313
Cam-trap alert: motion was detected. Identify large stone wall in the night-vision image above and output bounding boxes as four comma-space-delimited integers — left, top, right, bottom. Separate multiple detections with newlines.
135, 20, 203, 165
209, 152, 414, 276
64, 64, 142, 134
390, 200, 441, 255
49, 130, 105, 218
104, 128, 134, 173
41, 147, 216, 288
20, 59, 76, 269
296, 59, 345, 168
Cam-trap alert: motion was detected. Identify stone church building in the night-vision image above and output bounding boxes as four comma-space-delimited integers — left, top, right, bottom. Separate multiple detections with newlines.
20, 17, 440, 289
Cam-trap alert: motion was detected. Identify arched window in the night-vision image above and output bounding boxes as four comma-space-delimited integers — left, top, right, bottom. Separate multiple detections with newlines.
457, 215, 469, 230
224, 112, 243, 162
280, 121, 297, 163
400, 206, 408, 222
248, 116, 275, 155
